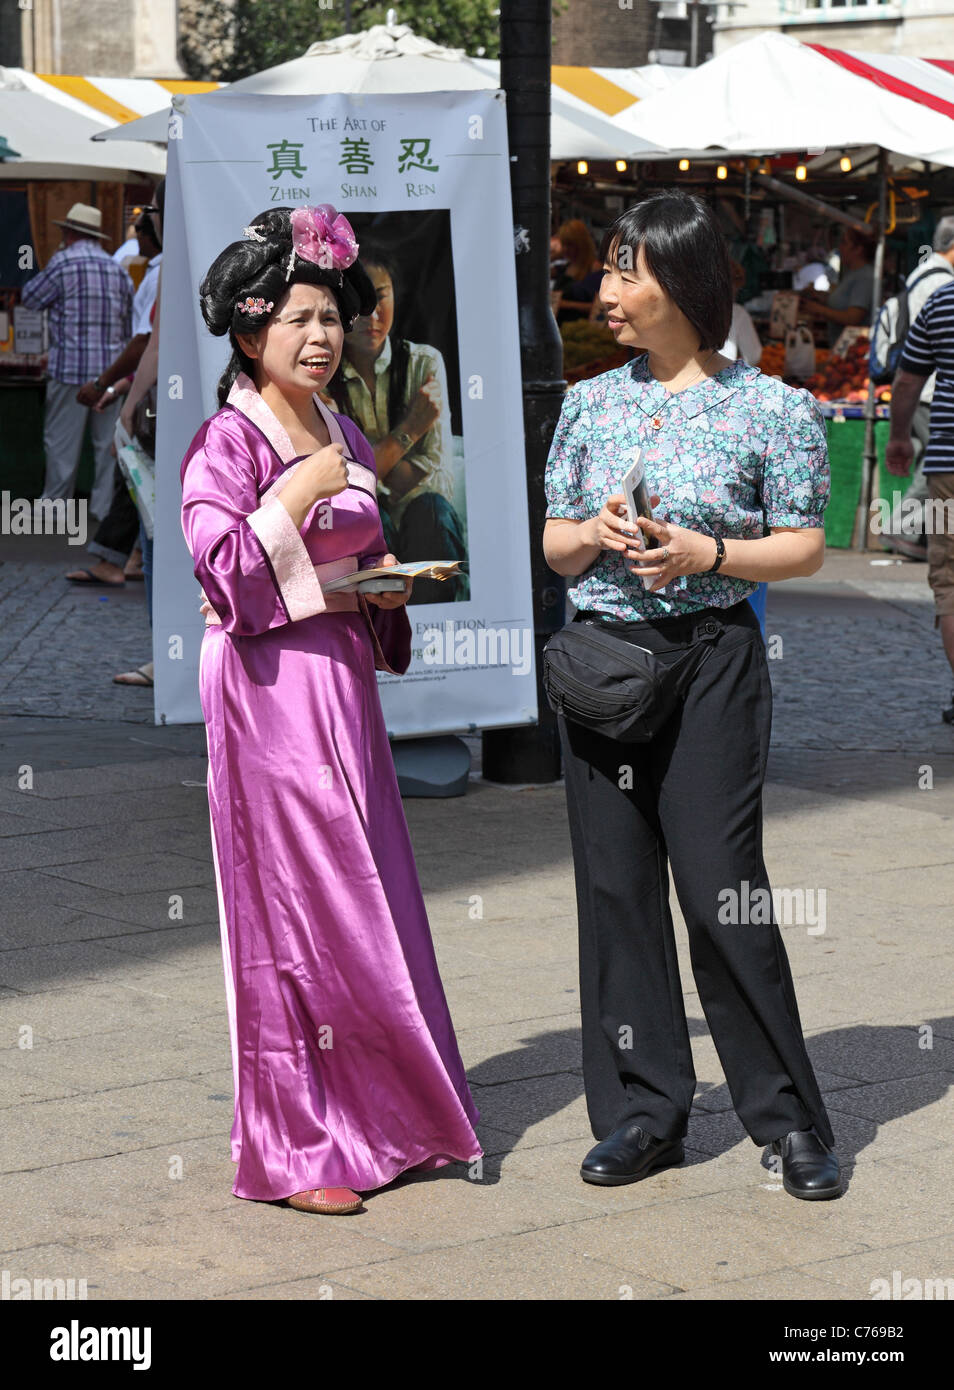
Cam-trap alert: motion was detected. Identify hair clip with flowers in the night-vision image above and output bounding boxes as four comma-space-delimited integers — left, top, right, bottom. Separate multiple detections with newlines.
242, 225, 267, 243
237, 297, 273, 315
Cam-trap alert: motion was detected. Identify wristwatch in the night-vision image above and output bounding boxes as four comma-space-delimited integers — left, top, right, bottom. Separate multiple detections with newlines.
705, 534, 726, 574
393, 429, 414, 453
94, 380, 116, 396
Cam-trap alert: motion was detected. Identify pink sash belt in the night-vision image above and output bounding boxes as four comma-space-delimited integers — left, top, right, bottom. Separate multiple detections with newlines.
201, 555, 360, 626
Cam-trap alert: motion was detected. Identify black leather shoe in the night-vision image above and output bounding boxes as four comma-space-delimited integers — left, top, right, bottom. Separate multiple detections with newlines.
771, 1128, 842, 1200
581, 1122, 684, 1186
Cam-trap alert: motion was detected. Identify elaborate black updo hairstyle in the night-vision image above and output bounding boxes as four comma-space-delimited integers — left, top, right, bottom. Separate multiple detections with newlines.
199, 206, 378, 406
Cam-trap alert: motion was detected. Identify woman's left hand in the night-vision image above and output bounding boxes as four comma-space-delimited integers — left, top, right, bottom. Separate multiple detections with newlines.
628, 496, 719, 592
364, 553, 413, 609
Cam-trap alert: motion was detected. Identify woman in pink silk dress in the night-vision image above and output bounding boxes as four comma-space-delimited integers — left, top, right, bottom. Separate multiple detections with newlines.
180, 205, 481, 1215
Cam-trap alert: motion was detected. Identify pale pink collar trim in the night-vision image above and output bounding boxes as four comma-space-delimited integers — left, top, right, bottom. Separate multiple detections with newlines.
226, 371, 349, 464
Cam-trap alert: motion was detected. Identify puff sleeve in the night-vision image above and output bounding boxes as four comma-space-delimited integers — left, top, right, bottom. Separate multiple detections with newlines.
545, 385, 590, 521
761, 388, 830, 530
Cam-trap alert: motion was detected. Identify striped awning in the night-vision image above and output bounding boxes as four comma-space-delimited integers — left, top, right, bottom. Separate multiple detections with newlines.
807, 46, 954, 124
8, 70, 223, 127
614, 33, 954, 169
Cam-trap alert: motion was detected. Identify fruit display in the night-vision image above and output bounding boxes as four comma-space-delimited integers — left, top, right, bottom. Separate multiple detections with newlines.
759, 341, 786, 377
804, 338, 891, 403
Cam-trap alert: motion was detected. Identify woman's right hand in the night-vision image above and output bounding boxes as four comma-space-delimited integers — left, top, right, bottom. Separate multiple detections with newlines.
277, 444, 349, 530
584, 492, 656, 559
298, 443, 349, 503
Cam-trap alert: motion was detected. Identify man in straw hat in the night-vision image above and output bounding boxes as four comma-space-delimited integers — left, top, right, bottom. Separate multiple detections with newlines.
20, 202, 133, 519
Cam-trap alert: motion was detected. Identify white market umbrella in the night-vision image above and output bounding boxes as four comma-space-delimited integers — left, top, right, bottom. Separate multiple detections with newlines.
92, 22, 664, 161
613, 31, 954, 168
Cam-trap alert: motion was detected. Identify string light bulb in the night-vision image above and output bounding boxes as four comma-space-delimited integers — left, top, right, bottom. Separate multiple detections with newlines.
615, 160, 627, 172
840, 155, 852, 173
577, 160, 588, 175
679, 158, 690, 172
795, 164, 807, 181
716, 165, 728, 180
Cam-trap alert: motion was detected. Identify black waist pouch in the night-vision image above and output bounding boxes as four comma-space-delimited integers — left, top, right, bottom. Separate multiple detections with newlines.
543, 614, 723, 742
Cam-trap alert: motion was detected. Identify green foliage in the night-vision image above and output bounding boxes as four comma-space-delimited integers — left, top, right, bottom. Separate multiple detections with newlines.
188, 0, 502, 83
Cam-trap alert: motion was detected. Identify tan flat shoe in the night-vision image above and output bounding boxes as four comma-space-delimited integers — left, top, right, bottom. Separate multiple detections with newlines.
285, 1186, 362, 1214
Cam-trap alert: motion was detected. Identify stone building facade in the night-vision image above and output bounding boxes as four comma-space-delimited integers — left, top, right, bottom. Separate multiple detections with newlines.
714, 0, 954, 57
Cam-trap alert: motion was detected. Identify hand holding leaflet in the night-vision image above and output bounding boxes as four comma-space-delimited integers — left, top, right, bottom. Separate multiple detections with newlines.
621, 450, 660, 592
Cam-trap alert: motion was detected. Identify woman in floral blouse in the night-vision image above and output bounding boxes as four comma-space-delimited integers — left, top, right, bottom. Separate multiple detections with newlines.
544, 191, 842, 1201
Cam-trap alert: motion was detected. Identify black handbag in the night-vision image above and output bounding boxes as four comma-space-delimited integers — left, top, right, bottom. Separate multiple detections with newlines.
542, 616, 722, 742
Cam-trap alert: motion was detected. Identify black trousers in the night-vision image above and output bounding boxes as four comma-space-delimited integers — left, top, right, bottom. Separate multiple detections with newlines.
558, 599, 834, 1150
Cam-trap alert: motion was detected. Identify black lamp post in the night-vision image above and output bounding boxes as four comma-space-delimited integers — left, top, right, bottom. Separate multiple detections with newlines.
481, 0, 566, 784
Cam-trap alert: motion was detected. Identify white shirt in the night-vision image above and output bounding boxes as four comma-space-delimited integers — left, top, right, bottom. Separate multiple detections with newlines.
721, 303, 762, 368
131, 253, 162, 338
112, 236, 140, 268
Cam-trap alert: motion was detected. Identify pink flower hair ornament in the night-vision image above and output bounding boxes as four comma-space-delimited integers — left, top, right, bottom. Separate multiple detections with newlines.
285, 205, 359, 281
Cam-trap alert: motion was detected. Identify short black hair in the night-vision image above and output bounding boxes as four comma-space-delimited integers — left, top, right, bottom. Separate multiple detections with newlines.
599, 191, 733, 351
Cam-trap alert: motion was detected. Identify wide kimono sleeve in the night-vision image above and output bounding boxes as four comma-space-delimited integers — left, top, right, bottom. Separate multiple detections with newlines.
545, 385, 590, 521
761, 387, 830, 530
339, 414, 412, 676
180, 410, 329, 637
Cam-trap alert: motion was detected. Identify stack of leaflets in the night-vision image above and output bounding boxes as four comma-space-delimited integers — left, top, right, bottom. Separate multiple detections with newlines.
323, 560, 461, 593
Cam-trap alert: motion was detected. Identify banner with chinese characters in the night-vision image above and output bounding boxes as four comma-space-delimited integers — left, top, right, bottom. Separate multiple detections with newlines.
154, 89, 537, 737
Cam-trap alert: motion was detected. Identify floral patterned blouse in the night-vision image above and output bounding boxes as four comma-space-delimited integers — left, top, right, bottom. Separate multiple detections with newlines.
544, 353, 830, 621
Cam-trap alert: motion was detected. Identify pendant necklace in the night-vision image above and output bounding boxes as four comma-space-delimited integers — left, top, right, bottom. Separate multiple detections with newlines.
650, 349, 720, 429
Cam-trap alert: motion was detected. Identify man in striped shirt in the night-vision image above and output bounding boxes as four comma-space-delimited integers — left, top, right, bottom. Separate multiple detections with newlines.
20, 203, 133, 519
888, 278, 954, 724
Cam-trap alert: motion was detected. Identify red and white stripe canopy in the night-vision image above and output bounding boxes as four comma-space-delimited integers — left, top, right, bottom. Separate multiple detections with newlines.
614, 32, 954, 169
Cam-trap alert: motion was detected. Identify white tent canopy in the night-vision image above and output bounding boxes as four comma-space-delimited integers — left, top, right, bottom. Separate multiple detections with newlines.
0, 73, 166, 180
613, 32, 954, 168
93, 22, 665, 161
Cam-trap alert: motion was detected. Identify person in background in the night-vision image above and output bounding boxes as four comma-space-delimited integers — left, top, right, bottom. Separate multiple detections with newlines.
20, 203, 133, 519
882, 217, 954, 561
799, 226, 875, 349
112, 216, 143, 273
721, 260, 762, 368
550, 233, 569, 292
326, 241, 468, 604
886, 277, 954, 725
554, 219, 603, 322
65, 200, 163, 590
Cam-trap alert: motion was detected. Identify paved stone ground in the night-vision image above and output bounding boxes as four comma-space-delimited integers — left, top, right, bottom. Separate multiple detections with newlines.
1, 534, 952, 1302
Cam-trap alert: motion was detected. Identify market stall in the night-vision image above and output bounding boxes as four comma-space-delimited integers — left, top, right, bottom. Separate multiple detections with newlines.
604, 31, 954, 549
0, 71, 178, 497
